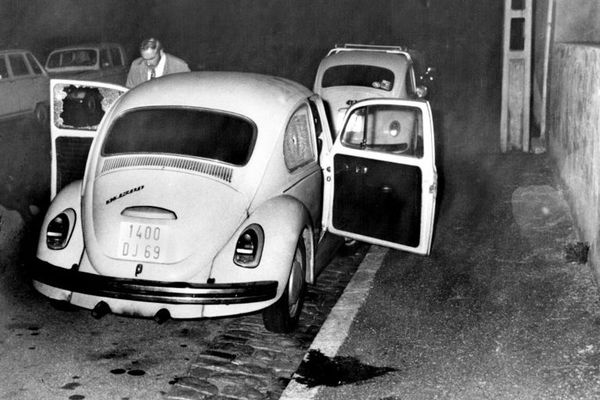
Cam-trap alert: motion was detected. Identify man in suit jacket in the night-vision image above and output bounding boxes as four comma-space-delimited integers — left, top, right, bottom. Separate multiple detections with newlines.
126, 38, 190, 88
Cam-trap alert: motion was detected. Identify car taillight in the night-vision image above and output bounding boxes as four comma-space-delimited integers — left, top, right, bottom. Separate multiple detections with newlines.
46, 209, 76, 250
233, 224, 264, 268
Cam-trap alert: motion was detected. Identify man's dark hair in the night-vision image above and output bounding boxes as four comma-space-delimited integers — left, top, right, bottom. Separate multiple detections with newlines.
140, 38, 163, 52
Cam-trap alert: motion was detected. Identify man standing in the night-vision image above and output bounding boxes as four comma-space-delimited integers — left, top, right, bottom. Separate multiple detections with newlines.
126, 38, 190, 88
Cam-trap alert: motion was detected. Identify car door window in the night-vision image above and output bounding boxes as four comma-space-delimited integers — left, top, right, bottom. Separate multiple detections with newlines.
25, 53, 43, 75
110, 47, 123, 66
9, 54, 30, 77
0, 56, 8, 79
342, 104, 423, 158
100, 49, 111, 69
283, 104, 317, 172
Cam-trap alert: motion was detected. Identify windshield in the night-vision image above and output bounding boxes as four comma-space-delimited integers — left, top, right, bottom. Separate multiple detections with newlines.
47, 49, 97, 68
102, 108, 256, 166
322, 65, 394, 91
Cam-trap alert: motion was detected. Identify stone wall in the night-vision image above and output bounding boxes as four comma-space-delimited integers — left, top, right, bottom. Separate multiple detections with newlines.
548, 42, 600, 282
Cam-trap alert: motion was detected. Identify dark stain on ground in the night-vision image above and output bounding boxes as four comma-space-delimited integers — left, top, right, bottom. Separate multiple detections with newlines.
294, 349, 397, 387
110, 368, 127, 375
127, 369, 146, 376
68, 395, 85, 400
110, 367, 146, 376
168, 377, 180, 385
89, 348, 136, 361
61, 382, 81, 390
178, 328, 190, 337
565, 241, 589, 264
436, 272, 476, 302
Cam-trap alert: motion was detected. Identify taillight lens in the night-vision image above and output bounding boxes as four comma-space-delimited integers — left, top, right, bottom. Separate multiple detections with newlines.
46, 209, 76, 250
233, 224, 264, 268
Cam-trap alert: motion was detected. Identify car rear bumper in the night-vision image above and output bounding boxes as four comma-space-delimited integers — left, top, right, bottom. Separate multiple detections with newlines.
32, 259, 278, 305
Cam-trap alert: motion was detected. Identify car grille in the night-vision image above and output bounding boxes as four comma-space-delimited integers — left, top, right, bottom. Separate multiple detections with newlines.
100, 155, 234, 183
56, 136, 94, 194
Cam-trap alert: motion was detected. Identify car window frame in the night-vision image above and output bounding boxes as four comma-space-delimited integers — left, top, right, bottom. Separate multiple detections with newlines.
0, 55, 9, 80
283, 103, 318, 173
25, 52, 44, 75
8, 52, 32, 78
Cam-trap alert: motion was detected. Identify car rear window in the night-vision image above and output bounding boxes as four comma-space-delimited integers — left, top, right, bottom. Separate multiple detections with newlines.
321, 65, 394, 91
103, 108, 256, 166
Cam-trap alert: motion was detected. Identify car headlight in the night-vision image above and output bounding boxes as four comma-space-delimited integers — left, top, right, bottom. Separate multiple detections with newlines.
46, 209, 76, 250
233, 224, 264, 268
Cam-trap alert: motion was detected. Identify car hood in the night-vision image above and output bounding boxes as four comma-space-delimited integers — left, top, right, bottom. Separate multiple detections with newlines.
82, 168, 249, 281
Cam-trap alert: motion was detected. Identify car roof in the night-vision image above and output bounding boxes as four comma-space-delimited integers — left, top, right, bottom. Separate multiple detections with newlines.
116, 71, 313, 124
0, 49, 33, 55
48, 43, 123, 53
318, 50, 412, 72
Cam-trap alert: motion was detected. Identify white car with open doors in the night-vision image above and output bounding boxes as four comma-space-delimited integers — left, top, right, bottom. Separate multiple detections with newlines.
33, 72, 437, 332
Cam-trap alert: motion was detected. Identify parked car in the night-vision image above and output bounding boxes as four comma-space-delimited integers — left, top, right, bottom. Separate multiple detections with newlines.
33, 72, 437, 332
45, 43, 127, 85
313, 43, 432, 133
0, 49, 49, 125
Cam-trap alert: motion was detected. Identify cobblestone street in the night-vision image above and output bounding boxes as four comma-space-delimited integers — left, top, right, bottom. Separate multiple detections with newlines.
166, 245, 369, 400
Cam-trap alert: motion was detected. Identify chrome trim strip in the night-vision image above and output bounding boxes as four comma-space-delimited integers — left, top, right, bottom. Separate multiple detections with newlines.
100, 155, 233, 183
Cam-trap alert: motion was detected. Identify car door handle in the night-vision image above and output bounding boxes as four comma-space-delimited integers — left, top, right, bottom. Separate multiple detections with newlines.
121, 206, 177, 220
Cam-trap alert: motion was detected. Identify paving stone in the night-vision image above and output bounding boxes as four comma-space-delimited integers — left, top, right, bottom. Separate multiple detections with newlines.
167, 245, 368, 400
221, 383, 265, 400
209, 342, 255, 356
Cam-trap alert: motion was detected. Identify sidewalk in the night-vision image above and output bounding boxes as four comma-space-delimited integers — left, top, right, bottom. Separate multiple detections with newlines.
283, 153, 600, 400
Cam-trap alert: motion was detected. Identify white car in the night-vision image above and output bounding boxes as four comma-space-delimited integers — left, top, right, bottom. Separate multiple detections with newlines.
45, 43, 128, 85
33, 72, 437, 332
0, 49, 49, 124
314, 43, 429, 133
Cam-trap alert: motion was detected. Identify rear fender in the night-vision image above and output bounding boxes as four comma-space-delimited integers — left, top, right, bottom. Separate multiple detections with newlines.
210, 195, 315, 296
37, 180, 84, 269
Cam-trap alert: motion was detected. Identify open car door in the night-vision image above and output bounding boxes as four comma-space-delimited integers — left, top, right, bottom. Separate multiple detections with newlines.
50, 79, 127, 199
322, 98, 437, 254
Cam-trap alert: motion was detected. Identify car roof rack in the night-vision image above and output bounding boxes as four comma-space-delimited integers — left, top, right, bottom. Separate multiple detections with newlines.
326, 43, 410, 56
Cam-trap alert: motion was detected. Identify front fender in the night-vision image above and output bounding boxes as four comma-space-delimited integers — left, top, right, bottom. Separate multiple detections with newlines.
210, 195, 314, 300
36, 180, 84, 269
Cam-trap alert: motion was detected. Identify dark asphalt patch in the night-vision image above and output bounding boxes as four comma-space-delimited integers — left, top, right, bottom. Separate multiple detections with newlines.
294, 349, 396, 387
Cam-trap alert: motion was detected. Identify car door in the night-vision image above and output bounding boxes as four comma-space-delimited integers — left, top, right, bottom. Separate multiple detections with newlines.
0, 55, 19, 117
322, 98, 437, 255
50, 79, 127, 199
7, 52, 35, 113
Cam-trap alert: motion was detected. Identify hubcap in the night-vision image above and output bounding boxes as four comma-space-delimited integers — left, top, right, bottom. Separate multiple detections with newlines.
287, 246, 304, 317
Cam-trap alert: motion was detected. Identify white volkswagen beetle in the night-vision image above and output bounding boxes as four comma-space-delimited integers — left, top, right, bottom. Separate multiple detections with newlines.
33, 72, 437, 332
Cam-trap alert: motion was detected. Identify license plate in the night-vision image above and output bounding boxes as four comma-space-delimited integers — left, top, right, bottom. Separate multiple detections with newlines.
118, 222, 168, 262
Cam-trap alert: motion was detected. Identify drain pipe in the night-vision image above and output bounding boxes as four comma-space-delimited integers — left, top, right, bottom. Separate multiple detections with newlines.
154, 309, 171, 324
91, 301, 110, 319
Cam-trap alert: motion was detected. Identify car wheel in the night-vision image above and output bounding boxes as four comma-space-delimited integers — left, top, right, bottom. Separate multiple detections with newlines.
262, 236, 306, 333
34, 103, 49, 126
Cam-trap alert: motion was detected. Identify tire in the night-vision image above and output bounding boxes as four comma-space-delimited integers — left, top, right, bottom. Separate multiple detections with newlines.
262, 237, 306, 333
34, 103, 48, 126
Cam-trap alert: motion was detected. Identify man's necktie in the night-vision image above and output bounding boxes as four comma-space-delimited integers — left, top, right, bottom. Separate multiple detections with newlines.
149, 67, 156, 80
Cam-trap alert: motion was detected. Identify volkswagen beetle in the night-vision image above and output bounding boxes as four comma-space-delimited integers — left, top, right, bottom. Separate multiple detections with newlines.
313, 43, 431, 133
33, 72, 437, 332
